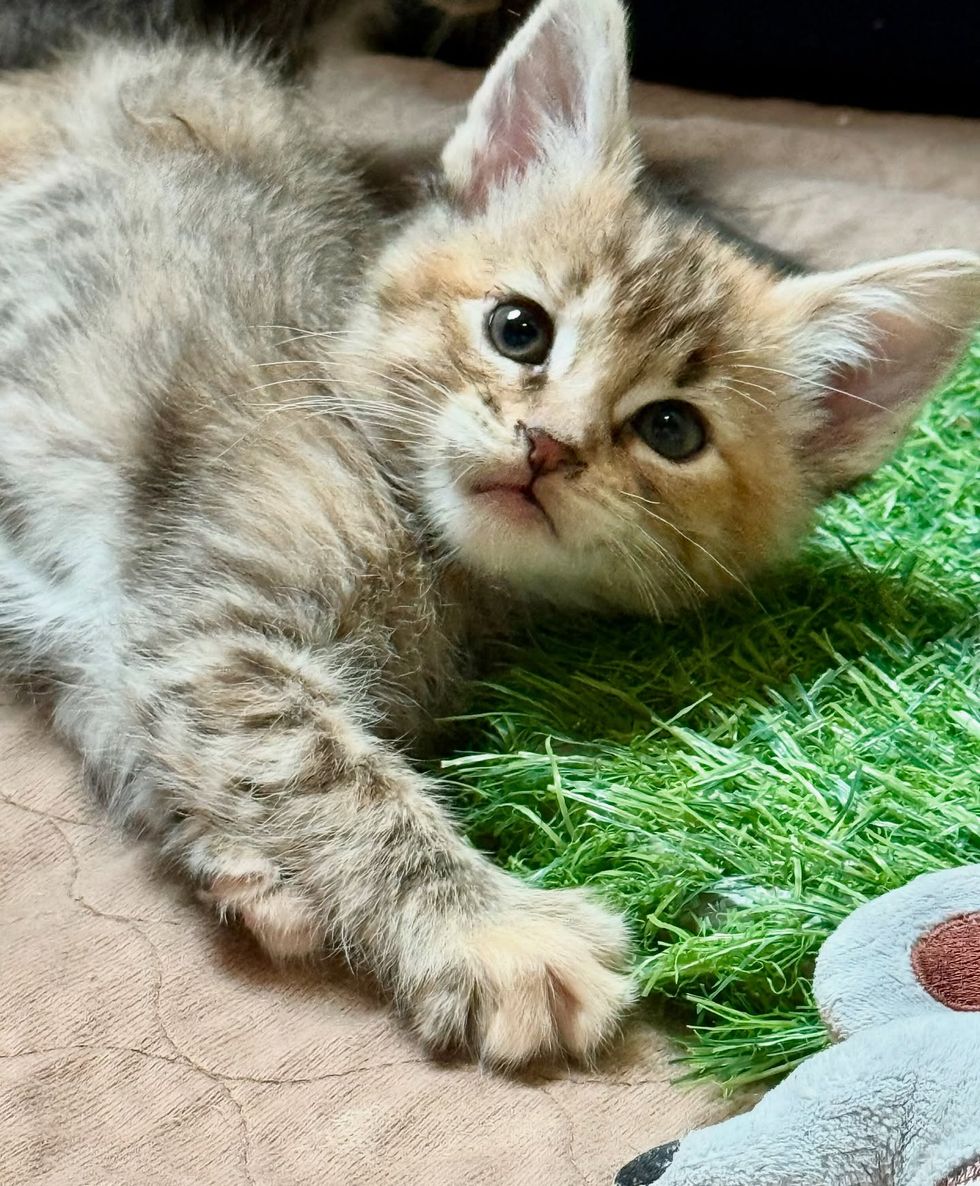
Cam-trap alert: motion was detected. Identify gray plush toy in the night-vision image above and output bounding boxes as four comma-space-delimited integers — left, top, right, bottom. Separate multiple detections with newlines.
618, 865, 980, 1186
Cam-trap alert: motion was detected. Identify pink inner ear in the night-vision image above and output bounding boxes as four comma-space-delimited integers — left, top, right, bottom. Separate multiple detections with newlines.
809, 354, 899, 458
805, 302, 965, 481
825, 306, 938, 411
461, 14, 584, 209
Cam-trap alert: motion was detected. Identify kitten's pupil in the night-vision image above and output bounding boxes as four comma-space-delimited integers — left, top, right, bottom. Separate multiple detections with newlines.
487, 300, 553, 365
632, 400, 707, 461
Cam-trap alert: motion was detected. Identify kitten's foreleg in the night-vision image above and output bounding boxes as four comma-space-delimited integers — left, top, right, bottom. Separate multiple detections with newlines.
121, 628, 634, 1066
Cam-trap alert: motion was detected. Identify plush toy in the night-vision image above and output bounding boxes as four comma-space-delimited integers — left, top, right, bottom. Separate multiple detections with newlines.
618, 865, 980, 1186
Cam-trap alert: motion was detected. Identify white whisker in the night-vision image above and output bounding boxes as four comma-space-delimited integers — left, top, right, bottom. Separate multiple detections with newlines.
730, 363, 888, 411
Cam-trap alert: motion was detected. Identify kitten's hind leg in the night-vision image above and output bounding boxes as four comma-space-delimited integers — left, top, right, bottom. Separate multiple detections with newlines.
123, 628, 634, 1067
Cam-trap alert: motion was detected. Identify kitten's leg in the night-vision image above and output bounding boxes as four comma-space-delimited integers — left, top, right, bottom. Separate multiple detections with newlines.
117, 628, 633, 1066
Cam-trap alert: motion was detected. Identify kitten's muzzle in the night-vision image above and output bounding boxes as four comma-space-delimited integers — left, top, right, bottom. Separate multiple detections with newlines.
468, 425, 581, 498
464, 427, 582, 536
468, 460, 553, 533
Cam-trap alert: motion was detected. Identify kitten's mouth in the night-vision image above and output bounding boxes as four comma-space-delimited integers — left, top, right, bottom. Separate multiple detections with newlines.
468, 475, 557, 534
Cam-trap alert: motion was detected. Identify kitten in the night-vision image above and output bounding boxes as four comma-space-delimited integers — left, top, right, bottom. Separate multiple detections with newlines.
0, 0, 977, 1067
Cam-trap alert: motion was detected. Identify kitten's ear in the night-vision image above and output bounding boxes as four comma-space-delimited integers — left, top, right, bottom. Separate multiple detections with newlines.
440, 0, 633, 211
775, 250, 980, 492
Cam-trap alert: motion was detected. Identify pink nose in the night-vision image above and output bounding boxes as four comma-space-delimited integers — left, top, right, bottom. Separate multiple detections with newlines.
524, 426, 579, 476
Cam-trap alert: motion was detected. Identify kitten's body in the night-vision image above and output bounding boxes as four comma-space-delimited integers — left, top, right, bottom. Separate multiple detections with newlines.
0, 45, 470, 729
0, 41, 631, 1064
1, 0, 977, 1065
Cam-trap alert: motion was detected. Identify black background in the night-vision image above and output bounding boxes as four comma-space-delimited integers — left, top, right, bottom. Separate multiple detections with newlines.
410, 0, 980, 117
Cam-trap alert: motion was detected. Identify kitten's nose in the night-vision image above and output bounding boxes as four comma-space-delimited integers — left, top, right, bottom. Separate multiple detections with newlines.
522, 425, 580, 476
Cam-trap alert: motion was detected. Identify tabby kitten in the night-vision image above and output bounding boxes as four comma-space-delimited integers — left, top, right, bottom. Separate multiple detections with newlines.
0, 0, 977, 1067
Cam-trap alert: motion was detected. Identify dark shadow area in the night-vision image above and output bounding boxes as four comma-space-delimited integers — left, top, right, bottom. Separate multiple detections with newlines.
5, 1, 975, 116
444, 552, 973, 751
392, 0, 980, 118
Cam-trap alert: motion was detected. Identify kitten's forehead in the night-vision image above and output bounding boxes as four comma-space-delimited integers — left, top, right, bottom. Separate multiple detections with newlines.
378, 176, 770, 398
496, 197, 749, 365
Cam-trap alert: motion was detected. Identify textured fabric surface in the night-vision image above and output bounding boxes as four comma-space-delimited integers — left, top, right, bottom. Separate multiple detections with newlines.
0, 696, 730, 1185
939, 1162, 980, 1186
2, 55, 980, 1186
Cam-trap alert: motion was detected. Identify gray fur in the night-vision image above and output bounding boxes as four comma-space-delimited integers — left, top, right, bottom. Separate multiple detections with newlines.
0, 38, 632, 1066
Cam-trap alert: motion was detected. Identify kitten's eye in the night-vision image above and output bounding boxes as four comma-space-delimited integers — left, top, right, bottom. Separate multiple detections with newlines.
631, 400, 707, 461
486, 301, 553, 366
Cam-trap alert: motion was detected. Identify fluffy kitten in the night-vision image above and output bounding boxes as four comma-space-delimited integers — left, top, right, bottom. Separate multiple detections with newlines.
0, 0, 977, 1067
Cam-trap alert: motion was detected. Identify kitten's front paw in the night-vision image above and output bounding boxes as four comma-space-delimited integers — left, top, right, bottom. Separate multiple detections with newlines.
407, 888, 635, 1068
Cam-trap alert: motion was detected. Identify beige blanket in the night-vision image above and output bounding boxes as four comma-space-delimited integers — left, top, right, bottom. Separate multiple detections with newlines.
1, 55, 978, 1186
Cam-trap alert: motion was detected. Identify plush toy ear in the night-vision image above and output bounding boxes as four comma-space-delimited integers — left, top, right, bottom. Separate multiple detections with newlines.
774, 250, 980, 492
813, 865, 980, 1041
440, 0, 633, 211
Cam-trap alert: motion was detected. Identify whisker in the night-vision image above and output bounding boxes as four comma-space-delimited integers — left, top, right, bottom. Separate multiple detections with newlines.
715, 382, 768, 411
729, 363, 888, 411
597, 491, 706, 604
620, 492, 755, 600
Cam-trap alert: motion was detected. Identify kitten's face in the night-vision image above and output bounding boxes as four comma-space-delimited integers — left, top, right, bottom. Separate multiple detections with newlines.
370, 185, 815, 613
349, 0, 980, 615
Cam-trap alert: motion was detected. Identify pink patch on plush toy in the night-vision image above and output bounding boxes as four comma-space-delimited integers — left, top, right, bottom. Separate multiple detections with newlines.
912, 912, 980, 1012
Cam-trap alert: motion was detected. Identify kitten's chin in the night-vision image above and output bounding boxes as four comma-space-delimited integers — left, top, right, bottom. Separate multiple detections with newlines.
427, 480, 613, 610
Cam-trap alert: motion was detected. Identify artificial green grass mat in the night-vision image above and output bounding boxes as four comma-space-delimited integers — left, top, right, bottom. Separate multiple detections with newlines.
447, 337, 979, 1091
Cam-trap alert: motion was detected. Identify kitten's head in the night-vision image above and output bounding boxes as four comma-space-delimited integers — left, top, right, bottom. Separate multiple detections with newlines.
354, 0, 980, 614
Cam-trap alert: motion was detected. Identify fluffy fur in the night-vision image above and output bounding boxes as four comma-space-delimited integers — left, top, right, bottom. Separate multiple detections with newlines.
0, 0, 977, 1066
